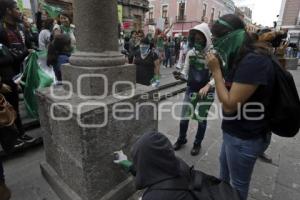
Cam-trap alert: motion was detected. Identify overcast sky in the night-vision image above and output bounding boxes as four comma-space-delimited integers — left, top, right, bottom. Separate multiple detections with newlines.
234, 0, 283, 27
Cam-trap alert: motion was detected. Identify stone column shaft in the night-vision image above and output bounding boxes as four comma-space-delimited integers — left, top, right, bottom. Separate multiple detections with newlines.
73, 0, 119, 53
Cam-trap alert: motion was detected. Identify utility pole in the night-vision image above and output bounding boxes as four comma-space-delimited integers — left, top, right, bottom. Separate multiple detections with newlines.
180, 0, 184, 36
30, 0, 38, 21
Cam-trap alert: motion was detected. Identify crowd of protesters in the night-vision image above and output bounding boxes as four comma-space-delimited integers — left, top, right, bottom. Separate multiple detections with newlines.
0, 0, 74, 199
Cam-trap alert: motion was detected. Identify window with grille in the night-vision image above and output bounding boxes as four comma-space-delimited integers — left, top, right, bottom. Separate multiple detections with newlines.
149, 7, 154, 19
210, 8, 215, 23
179, 2, 185, 20
202, 3, 207, 18
162, 5, 168, 18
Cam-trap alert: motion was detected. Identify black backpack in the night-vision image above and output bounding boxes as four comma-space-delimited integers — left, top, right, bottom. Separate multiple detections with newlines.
143, 167, 241, 200
268, 56, 300, 137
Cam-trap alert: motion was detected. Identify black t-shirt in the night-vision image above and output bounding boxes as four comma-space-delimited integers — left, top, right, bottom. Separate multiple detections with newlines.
134, 50, 159, 86
222, 53, 275, 139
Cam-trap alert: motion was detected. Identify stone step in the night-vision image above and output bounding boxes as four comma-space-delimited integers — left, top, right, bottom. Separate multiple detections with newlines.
158, 83, 187, 101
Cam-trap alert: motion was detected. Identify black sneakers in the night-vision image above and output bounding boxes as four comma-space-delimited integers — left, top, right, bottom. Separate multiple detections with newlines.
20, 134, 37, 143
14, 139, 25, 149
191, 144, 201, 156
173, 139, 187, 151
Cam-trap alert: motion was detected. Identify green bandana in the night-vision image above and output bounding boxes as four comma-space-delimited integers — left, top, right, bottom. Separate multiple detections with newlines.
213, 29, 246, 76
194, 43, 205, 52
61, 25, 71, 34
186, 92, 214, 122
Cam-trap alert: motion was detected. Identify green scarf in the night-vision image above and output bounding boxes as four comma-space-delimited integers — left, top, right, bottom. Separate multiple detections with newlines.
61, 25, 71, 34
213, 29, 246, 76
39, 0, 63, 19
186, 93, 214, 122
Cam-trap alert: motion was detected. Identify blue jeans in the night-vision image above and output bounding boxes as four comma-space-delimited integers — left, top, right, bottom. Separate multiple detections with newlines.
219, 132, 271, 200
178, 88, 207, 145
164, 54, 172, 67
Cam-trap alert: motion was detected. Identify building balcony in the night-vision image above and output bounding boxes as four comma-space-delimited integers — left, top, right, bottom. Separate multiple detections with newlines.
176, 15, 187, 22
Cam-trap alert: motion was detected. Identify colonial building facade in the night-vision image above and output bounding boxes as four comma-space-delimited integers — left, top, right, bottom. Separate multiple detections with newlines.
278, 0, 300, 45
145, 0, 235, 36
29, 0, 149, 32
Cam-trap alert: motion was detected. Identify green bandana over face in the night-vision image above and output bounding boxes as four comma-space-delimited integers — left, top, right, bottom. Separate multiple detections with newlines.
213, 29, 246, 76
194, 42, 205, 52
61, 25, 71, 34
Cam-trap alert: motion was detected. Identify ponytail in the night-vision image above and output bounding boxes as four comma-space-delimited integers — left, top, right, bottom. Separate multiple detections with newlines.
47, 41, 58, 66
47, 34, 71, 66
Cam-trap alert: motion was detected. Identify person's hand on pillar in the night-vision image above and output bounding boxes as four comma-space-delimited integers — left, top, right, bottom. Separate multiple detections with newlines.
113, 150, 132, 171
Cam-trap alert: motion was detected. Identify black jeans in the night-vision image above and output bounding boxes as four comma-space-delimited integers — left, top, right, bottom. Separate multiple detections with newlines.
179, 120, 207, 145
178, 87, 208, 145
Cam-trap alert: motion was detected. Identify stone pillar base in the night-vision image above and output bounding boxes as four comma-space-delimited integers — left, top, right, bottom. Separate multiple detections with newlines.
286, 58, 299, 70
40, 162, 136, 200
37, 84, 158, 200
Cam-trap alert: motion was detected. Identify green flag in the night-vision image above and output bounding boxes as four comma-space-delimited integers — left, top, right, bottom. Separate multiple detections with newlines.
17, 0, 24, 12
21, 51, 54, 118
39, 0, 63, 18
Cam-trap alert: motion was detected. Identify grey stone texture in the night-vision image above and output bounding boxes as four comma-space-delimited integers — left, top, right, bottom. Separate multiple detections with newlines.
72, 0, 119, 53
285, 58, 299, 70
36, 83, 158, 200
62, 63, 136, 97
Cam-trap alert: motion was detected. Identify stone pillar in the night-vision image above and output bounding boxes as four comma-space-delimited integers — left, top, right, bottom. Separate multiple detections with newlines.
63, 0, 134, 97
37, 1, 158, 200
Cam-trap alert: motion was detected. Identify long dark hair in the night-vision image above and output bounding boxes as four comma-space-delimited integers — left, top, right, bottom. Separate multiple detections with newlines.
47, 34, 71, 66
43, 18, 54, 30
0, 0, 16, 20
211, 14, 271, 66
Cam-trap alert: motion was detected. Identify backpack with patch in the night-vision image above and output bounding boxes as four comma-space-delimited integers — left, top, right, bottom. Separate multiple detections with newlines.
268, 55, 300, 137
143, 166, 241, 200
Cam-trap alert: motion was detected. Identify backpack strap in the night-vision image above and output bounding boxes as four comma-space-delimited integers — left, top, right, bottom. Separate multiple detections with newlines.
142, 176, 199, 200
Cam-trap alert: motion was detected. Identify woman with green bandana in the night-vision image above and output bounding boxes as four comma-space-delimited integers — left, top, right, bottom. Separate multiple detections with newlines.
134, 37, 160, 87
206, 14, 274, 200
173, 23, 215, 156
53, 12, 76, 48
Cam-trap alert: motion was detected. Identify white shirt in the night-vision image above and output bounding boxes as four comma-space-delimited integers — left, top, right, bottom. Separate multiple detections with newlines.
38, 29, 51, 50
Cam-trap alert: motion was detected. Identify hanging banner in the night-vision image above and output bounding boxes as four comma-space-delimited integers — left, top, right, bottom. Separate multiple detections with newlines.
123, 21, 131, 30
118, 5, 123, 23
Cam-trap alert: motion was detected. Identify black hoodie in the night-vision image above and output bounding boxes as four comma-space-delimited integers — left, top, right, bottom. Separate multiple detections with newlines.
131, 132, 194, 200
